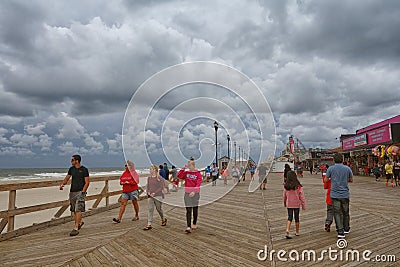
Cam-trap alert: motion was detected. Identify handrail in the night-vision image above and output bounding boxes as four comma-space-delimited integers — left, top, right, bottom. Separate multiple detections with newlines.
0, 175, 147, 241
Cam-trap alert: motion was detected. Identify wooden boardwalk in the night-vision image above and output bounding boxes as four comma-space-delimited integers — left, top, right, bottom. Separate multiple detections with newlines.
0, 172, 399, 266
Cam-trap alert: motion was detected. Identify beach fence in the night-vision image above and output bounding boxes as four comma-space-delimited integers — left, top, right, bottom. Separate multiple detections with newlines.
0, 175, 146, 241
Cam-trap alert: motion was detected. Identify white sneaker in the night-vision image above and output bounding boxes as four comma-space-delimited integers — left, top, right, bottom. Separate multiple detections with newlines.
337, 233, 345, 238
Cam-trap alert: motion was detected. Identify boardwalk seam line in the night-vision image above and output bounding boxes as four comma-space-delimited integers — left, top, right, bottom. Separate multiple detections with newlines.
262, 190, 276, 267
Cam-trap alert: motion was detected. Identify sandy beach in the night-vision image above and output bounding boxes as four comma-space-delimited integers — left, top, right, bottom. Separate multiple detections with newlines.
0, 175, 147, 231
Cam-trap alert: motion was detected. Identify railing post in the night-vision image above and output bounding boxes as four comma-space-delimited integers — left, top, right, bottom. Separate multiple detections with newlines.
105, 180, 109, 206
7, 190, 16, 232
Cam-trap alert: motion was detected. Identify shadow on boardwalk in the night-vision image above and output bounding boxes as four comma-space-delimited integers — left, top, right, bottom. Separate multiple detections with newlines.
0, 172, 399, 266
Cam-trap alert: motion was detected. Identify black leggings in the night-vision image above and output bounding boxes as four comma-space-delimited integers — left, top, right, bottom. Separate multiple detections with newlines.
186, 206, 199, 227
287, 208, 300, 222
184, 192, 200, 227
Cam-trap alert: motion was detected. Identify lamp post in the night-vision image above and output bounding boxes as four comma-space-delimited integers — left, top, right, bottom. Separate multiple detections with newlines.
234, 141, 237, 165
227, 134, 230, 160
238, 146, 241, 167
214, 121, 219, 167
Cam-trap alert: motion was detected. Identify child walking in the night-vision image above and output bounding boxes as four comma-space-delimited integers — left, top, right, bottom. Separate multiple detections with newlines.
283, 170, 306, 239
221, 166, 229, 185
372, 163, 382, 182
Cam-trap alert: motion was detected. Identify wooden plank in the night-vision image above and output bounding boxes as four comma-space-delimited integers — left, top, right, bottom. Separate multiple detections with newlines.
0, 218, 8, 233
92, 182, 109, 209
54, 205, 69, 218
7, 190, 16, 232
105, 180, 109, 206
0, 172, 399, 266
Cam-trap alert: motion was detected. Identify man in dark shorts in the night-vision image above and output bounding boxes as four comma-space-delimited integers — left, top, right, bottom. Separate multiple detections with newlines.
60, 154, 90, 236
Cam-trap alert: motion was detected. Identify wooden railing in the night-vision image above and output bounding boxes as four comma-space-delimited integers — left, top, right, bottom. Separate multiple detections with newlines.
0, 175, 146, 241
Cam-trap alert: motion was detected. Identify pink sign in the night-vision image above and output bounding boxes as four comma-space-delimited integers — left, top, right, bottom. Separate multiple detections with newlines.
342, 137, 356, 150
342, 125, 392, 151
367, 125, 391, 145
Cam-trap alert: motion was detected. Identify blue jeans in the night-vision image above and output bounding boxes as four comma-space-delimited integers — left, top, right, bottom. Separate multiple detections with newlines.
332, 198, 350, 233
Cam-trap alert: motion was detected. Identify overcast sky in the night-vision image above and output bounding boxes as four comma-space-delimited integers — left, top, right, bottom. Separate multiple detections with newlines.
1, 0, 400, 168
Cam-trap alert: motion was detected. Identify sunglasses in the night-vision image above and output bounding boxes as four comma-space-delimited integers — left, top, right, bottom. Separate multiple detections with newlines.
71, 159, 76, 162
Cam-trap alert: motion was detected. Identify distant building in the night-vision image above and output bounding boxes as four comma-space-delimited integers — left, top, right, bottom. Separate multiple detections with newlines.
339, 115, 400, 175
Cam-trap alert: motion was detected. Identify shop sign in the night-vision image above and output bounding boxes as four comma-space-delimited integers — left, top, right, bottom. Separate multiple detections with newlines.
342, 134, 367, 150
342, 137, 355, 150
367, 125, 391, 145
354, 134, 367, 147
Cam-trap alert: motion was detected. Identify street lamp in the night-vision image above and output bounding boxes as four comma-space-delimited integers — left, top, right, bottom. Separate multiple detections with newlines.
214, 121, 219, 167
234, 141, 237, 165
238, 146, 241, 166
227, 134, 230, 160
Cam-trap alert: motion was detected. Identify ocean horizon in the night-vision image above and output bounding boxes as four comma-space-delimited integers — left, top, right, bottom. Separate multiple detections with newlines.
0, 167, 151, 182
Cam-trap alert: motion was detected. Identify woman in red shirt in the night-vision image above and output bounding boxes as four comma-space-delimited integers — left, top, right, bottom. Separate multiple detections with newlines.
177, 158, 203, 233
113, 160, 140, 223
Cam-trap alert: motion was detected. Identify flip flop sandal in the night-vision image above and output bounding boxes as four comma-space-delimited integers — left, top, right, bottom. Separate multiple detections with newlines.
132, 217, 139, 221
161, 218, 167, 226
143, 225, 152, 230
113, 218, 121, 223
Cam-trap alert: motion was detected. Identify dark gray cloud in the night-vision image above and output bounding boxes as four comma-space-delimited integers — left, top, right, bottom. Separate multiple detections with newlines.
1, 0, 400, 167
286, 0, 400, 65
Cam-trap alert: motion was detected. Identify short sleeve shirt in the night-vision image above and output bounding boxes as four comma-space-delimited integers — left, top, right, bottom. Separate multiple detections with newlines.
326, 164, 353, 199
68, 166, 89, 192
258, 165, 268, 176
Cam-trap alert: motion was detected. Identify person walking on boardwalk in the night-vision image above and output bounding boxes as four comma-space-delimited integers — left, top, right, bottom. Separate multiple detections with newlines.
393, 160, 400, 186
211, 163, 219, 186
249, 164, 255, 181
372, 163, 382, 182
283, 170, 306, 239
221, 165, 229, 185
257, 163, 268, 190
283, 163, 291, 185
205, 165, 211, 182
232, 164, 240, 184
177, 158, 203, 233
112, 160, 140, 223
322, 171, 334, 232
143, 165, 167, 230
59, 154, 90, 236
241, 165, 247, 181
324, 153, 353, 239
159, 164, 170, 194
170, 165, 179, 192
384, 159, 394, 187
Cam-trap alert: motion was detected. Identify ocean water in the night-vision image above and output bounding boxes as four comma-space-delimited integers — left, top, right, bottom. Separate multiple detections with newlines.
0, 167, 150, 181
